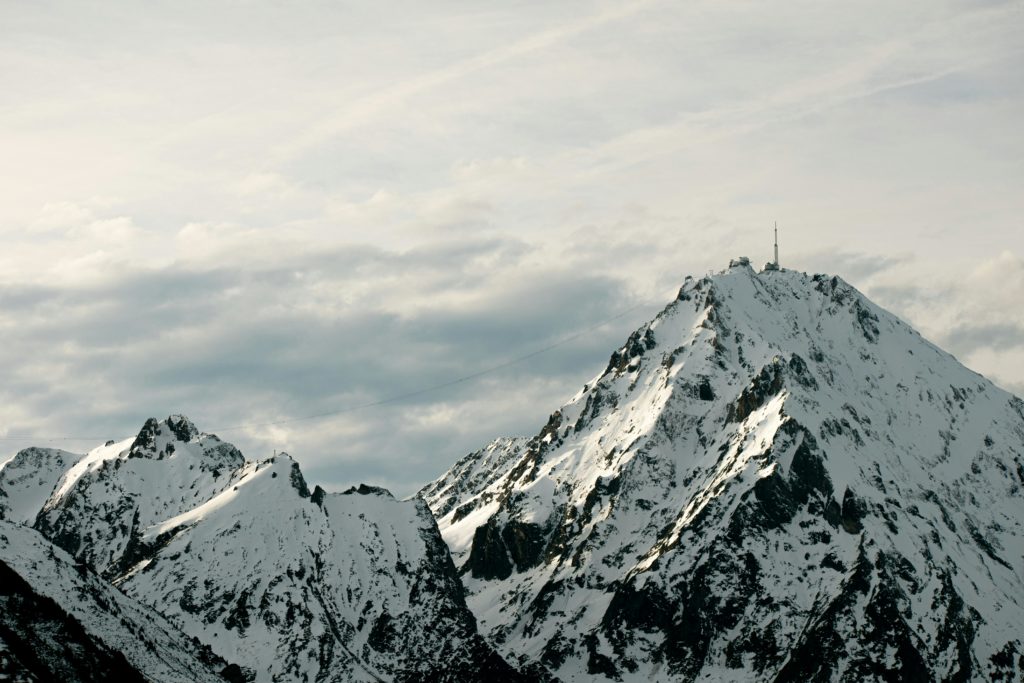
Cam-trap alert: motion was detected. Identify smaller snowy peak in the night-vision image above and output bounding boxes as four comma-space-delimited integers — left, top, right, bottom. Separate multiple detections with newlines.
34, 417, 250, 578
3, 417, 530, 682
0, 447, 85, 524
114, 449, 528, 682
143, 453, 313, 543
250, 451, 312, 498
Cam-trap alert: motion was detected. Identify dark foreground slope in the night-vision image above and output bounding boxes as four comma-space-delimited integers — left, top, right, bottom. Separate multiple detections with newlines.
0, 559, 147, 683
0, 520, 233, 683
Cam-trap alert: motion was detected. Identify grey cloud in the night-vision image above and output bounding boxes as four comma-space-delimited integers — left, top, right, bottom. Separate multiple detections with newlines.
861, 283, 950, 318
791, 250, 911, 285
942, 322, 1024, 356
0, 235, 654, 495
0, 283, 59, 312
999, 379, 1024, 399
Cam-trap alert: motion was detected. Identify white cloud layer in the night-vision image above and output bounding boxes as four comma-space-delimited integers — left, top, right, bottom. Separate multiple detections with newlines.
1, 0, 1021, 495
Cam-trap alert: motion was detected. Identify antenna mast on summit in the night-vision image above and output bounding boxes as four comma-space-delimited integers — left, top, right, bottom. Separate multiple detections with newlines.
773, 222, 779, 267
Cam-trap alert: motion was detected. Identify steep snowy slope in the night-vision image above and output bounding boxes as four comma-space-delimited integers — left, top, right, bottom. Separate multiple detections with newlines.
422, 260, 1024, 682
0, 520, 232, 683
9, 417, 528, 683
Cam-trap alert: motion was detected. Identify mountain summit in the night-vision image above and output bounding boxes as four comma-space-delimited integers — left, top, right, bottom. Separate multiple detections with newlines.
422, 260, 1024, 682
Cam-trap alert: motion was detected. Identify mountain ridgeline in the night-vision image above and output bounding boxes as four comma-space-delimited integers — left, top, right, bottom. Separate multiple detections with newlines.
0, 417, 529, 682
1, 259, 1023, 682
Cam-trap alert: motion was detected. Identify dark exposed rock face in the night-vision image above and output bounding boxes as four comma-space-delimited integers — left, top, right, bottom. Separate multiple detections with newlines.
727, 360, 786, 423
605, 328, 657, 376
128, 417, 160, 456
466, 517, 513, 580
342, 483, 393, 497
287, 459, 311, 497
465, 512, 559, 581
166, 414, 200, 442
841, 487, 867, 533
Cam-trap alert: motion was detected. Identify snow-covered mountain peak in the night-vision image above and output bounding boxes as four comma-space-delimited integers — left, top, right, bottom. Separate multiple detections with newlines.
32, 416, 250, 577
422, 263, 1024, 681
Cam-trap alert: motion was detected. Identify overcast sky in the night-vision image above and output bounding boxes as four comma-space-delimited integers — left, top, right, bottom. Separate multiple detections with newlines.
1, 0, 1022, 496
